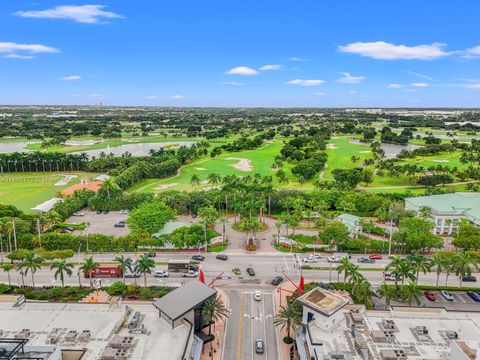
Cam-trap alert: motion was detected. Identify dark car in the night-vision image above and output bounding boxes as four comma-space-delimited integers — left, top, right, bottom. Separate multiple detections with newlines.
246, 267, 256, 276
103, 210, 109, 214
463, 275, 477, 282
144, 252, 156, 258
96, 210, 103, 214
114, 223, 125, 228
192, 255, 205, 261
358, 257, 375, 264
216, 254, 228, 261
467, 291, 480, 302
255, 339, 264, 354
118, 220, 126, 225
271, 276, 283, 286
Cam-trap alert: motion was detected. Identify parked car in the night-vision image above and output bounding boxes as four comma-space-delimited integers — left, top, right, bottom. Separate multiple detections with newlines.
467, 291, 480, 302
463, 275, 477, 282
327, 256, 341, 263
424, 290, 436, 302
216, 254, 228, 261
358, 257, 375, 264
271, 276, 283, 285
232, 268, 241, 275
103, 210, 109, 214
144, 252, 156, 258
246, 267, 256, 276
96, 210, 103, 214
118, 220, 126, 225
192, 255, 205, 261
154, 270, 169, 278
309, 254, 321, 260
254, 291, 262, 301
441, 290, 454, 301
72, 212, 85, 216
303, 256, 317, 263
114, 223, 125, 228
369, 254, 383, 260
255, 340, 264, 354
384, 273, 397, 281
182, 270, 199, 278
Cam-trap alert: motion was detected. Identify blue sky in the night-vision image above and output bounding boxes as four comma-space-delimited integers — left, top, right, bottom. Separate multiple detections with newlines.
1, 1, 480, 107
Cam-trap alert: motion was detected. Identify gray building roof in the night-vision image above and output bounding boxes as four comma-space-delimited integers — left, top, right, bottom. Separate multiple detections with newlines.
153, 281, 216, 321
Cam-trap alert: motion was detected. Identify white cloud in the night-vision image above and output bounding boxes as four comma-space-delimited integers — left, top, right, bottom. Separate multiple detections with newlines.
14, 5, 124, 24
387, 83, 403, 89
60, 75, 81, 81
313, 92, 325, 96
3, 53, 34, 59
466, 84, 480, 90
406, 71, 433, 80
0, 42, 59, 56
220, 81, 243, 86
259, 64, 283, 71
287, 79, 325, 86
337, 72, 366, 84
410, 82, 429, 87
349, 90, 357, 94
464, 45, 480, 58
171, 95, 184, 100
145, 95, 159, 100
338, 41, 449, 60
226, 66, 258, 76
289, 57, 308, 62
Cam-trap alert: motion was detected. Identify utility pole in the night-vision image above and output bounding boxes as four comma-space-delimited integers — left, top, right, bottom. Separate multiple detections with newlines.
12, 218, 17, 251
37, 218, 42, 247
388, 218, 393, 256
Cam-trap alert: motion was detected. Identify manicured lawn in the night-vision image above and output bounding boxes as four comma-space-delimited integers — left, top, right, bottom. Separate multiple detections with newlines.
135, 140, 283, 192
0, 172, 99, 213
323, 137, 374, 180
397, 151, 467, 169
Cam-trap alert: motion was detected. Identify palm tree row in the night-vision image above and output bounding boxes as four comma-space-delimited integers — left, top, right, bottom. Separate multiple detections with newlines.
0, 152, 89, 173
0, 254, 157, 288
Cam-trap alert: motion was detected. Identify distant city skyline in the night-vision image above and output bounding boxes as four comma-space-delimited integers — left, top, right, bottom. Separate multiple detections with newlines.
1, 1, 480, 107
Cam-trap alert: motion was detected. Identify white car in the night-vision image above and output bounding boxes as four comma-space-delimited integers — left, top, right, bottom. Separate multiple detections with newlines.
154, 270, 169, 278
310, 254, 321, 259
303, 257, 317, 263
441, 290, 454, 301
72, 212, 85, 216
384, 273, 397, 281
254, 291, 262, 301
182, 270, 199, 278
327, 256, 341, 263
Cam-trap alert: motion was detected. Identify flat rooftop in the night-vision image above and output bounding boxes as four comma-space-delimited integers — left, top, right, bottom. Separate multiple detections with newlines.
297, 287, 349, 317
0, 300, 189, 360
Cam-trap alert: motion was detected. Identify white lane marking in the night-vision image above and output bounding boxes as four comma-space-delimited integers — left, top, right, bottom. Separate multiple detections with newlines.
251, 292, 254, 360
262, 292, 269, 359
271, 291, 281, 359
283, 255, 290, 274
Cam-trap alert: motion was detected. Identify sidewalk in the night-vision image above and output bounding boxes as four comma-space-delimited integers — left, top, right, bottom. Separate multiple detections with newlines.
274, 281, 300, 360
201, 288, 227, 360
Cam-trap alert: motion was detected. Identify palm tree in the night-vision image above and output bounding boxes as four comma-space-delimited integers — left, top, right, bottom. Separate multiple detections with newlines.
337, 257, 354, 283
101, 177, 119, 198
274, 303, 302, 340
201, 295, 229, 335
452, 252, 476, 287
1, 264, 14, 286
407, 254, 432, 284
377, 284, 397, 310
137, 255, 155, 287
218, 217, 229, 245
352, 278, 375, 308
114, 255, 133, 284
50, 260, 74, 287
386, 257, 415, 286
190, 174, 201, 189
16, 253, 43, 287
400, 283, 422, 306
79, 257, 100, 287
432, 253, 449, 287
207, 173, 222, 186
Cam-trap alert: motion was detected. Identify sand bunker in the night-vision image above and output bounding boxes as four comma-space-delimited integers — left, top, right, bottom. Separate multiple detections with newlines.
432, 159, 449, 163
226, 157, 253, 171
195, 167, 207, 171
155, 183, 178, 190
326, 144, 337, 149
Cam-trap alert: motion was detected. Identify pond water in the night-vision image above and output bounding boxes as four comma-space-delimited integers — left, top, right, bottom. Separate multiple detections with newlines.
350, 139, 421, 159
75, 141, 196, 157
0, 141, 35, 153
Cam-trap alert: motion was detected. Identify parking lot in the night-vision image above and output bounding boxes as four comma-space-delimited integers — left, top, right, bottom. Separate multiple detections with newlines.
66, 210, 129, 236
373, 290, 480, 312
